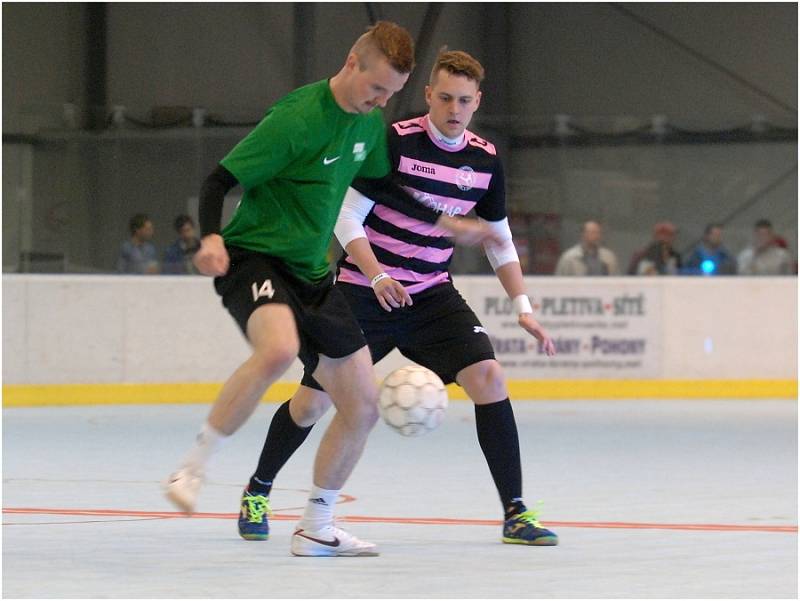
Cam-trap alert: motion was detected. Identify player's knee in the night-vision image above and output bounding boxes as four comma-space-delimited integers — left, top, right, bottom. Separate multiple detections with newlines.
356, 398, 381, 430
356, 381, 381, 421
308, 394, 332, 422
462, 360, 507, 402
483, 361, 507, 398
341, 384, 380, 430
251, 345, 298, 379
293, 390, 331, 425
484, 360, 505, 388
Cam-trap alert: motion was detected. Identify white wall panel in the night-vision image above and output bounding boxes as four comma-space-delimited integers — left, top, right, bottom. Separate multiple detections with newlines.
3, 275, 796, 385
2, 277, 28, 382
661, 277, 798, 379
121, 276, 249, 382
21, 276, 126, 383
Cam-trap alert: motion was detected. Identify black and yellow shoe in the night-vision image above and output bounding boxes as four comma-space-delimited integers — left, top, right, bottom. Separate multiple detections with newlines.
238, 489, 271, 541
503, 509, 559, 546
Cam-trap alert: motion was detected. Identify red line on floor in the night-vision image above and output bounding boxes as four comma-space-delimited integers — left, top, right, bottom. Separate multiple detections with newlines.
2, 507, 796, 533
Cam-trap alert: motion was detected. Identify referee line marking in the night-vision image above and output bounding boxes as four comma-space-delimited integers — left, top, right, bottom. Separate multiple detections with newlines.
3, 507, 796, 533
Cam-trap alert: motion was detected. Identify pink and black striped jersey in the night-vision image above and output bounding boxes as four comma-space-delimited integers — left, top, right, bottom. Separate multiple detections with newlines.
338, 114, 506, 294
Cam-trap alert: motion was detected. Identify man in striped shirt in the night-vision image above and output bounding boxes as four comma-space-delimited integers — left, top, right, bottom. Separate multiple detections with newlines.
240, 50, 560, 547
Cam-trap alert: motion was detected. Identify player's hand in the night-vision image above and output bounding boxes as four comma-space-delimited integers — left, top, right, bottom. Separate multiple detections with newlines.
373, 277, 412, 312
436, 215, 503, 247
193, 234, 230, 277
519, 313, 557, 356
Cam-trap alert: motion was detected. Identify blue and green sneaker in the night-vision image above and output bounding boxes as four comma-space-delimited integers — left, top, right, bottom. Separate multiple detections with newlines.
502, 508, 558, 546
238, 489, 272, 541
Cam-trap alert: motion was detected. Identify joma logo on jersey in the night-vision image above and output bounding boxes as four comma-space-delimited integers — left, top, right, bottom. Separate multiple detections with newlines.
412, 163, 436, 175
353, 142, 366, 162
252, 279, 275, 301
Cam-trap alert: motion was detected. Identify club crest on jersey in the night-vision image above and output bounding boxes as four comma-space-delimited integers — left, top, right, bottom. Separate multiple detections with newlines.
456, 166, 475, 191
353, 142, 366, 162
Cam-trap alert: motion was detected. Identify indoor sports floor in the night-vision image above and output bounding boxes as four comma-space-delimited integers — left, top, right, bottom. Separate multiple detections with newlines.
2, 399, 797, 598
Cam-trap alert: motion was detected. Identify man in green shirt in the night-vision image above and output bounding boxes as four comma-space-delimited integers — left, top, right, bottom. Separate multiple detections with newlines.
165, 22, 497, 557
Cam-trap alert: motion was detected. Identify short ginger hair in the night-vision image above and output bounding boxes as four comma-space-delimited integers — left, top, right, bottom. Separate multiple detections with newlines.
350, 21, 415, 74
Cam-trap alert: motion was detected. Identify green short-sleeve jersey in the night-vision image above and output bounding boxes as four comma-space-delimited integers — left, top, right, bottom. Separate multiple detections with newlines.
220, 79, 390, 283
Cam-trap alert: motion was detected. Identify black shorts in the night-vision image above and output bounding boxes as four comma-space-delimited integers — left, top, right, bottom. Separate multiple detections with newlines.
214, 246, 367, 373
301, 281, 496, 390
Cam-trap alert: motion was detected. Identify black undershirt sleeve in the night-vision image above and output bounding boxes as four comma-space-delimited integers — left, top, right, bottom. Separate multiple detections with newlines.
198, 164, 239, 237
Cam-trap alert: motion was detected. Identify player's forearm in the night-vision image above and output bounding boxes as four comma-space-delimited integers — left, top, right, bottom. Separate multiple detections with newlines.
334, 188, 374, 249
495, 261, 527, 300
344, 237, 386, 280
199, 164, 238, 237
495, 261, 536, 316
434, 214, 459, 231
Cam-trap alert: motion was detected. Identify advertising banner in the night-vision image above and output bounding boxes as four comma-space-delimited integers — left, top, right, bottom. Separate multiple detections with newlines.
468, 278, 662, 379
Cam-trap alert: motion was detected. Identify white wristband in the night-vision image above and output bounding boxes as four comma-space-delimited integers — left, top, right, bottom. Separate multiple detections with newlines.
371, 273, 390, 288
512, 294, 533, 315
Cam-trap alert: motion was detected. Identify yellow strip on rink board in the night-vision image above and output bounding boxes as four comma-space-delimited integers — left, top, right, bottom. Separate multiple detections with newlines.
2, 380, 796, 407
501, 379, 797, 400
2, 382, 296, 407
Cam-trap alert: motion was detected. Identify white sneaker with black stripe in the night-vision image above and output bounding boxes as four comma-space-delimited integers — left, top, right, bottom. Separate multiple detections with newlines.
163, 466, 204, 514
291, 523, 379, 557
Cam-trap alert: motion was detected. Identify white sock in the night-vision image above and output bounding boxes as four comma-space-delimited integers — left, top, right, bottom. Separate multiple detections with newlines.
181, 422, 226, 472
299, 485, 340, 530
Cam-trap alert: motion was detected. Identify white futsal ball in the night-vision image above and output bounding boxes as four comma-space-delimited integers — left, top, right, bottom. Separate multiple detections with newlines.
378, 365, 448, 437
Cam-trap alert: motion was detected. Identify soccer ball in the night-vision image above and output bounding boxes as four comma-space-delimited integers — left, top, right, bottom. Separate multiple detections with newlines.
378, 365, 448, 437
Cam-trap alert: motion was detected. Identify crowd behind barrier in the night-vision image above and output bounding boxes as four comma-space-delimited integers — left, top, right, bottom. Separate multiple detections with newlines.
4, 107, 795, 278
116, 212, 797, 277
117, 213, 200, 275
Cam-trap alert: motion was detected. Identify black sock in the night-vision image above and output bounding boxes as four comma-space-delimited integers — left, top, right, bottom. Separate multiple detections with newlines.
248, 400, 314, 495
505, 499, 527, 521
474, 399, 528, 520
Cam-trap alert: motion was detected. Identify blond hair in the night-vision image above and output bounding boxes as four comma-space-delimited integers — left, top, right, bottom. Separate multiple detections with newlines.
351, 21, 415, 74
429, 49, 485, 87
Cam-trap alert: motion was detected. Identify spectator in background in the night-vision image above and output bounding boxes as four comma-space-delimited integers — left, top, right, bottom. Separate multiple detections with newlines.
628, 221, 682, 275
737, 219, 793, 275
555, 220, 620, 276
683, 223, 737, 275
773, 232, 799, 274
117, 213, 158, 274
162, 214, 201, 274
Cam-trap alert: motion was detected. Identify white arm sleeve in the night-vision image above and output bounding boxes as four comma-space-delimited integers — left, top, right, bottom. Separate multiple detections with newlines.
334, 187, 376, 249
480, 217, 519, 270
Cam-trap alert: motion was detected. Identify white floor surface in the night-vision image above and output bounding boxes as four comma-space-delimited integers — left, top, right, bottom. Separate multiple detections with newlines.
2, 399, 797, 598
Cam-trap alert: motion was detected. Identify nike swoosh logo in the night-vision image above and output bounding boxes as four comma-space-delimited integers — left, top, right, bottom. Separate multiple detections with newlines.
323, 156, 340, 165
294, 529, 341, 547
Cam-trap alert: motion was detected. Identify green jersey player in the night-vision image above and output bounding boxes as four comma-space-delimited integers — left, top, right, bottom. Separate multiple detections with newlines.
165, 22, 499, 557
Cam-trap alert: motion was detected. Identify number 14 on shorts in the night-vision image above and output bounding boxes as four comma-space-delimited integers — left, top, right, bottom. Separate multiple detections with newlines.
252, 279, 275, 301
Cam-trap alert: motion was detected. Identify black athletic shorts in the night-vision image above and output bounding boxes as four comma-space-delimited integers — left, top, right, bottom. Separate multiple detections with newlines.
214, 246, 367, 373
301, 280, 496, 390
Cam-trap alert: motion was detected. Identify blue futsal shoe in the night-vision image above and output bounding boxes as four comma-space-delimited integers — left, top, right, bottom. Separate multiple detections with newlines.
502, 509, 559, 546
238, 489, 272, 541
